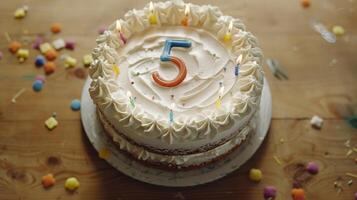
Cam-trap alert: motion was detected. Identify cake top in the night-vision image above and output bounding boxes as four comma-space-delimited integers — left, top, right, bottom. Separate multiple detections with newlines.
89, 0, 263, 144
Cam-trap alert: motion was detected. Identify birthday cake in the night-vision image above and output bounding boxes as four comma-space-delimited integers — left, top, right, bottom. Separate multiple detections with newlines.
89, 0, 263, 170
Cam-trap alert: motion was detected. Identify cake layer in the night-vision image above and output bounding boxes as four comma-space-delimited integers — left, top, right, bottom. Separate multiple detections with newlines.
89, 1, 264, 154
98, 109, 254, 169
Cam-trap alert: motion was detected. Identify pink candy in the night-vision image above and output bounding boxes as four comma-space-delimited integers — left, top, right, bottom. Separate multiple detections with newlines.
32, 36, 44, 50
35, 75, 46, 83
98, 26, 106, 34
306, 162, 319, 175
263, 186, 277, 199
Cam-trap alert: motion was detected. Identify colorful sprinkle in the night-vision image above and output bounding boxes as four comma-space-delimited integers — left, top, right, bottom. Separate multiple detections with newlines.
249, 168, 263, 182
14, 8, 27, 19
291, 188, 305, 200
8, 41, 22, 54
70, 99, 81, 111
50, 23, 62, 34
273, 155, 282, 165
332, 25, 345, 36
44, 50, 58, 61
99, 148, 110, 159
306, 162, 319, 174
263, 186, 277, 199
64, 177, 80, 191
17, 49, 29, 62
65, 40, 76, 50
82, 54, 93, 67
52, 38, 65, 50
32, 80, 43, 92
44, 62, 56, 75
35, 55, 46, 67
32, 36, 44, 50
35, 75, 46, 83
45, 117, 58, 130
64, 56, 77, 68
39, 43, 53, 54
42, 173, 56, 188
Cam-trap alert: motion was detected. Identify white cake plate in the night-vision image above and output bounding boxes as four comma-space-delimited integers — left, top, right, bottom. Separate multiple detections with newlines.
81, 78, 272, 187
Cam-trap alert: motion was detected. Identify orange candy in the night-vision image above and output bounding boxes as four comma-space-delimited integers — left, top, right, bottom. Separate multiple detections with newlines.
44, 62, 56, 75
45, 50, 58, 61
51, 23, 62, 34
42, 173, 56, 188
8, 41, 22, 54
301, 0, 311, 8
291, 188, 306, 200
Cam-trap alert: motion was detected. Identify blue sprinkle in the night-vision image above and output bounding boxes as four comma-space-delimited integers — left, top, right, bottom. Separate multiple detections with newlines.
32, 80, 43, 92
35, 55, 45, 67
70, 99, 81, 111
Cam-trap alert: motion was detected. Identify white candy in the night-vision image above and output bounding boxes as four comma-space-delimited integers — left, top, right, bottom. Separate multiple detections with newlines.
310, 115, 323, 129
52, 38, 65, 50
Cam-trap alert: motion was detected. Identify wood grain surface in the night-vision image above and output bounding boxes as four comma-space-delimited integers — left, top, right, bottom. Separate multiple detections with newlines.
0, 0, 356, 199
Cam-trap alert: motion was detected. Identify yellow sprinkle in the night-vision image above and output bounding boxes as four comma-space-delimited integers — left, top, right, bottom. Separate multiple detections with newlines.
273, 155, 282, 165
346, 173, 357, 179
113, 65, 120, 76
99, 148, 110, 159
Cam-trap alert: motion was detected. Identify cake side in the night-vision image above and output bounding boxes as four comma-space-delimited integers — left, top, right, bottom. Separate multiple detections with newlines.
89, 1, 264, 154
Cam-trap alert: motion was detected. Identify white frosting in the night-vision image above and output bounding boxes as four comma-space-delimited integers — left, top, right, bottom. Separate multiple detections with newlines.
89, 1, 263, 154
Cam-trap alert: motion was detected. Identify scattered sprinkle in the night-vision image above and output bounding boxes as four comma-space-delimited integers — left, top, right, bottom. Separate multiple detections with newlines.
11, 88, 26, 103
310, 115, 323, 129
345, 140, 351, 148
301, 0, 311, 8
249, 168, 263, 182
64, 56, 77, 68
64, 177, 80, 191
263, 186, 277, 199
70, 99, 81, 111
35, 75, 46, 83
32, 80, 43, 92
65, 39, 76, 50
98, 26, 106, 35
42, 173, 56, 188
279, 138, 285, 143
273, 155, 282, 165
44, 62, 56, 75
347, 149, 353, 157
8, 41, 22, 54
312, 21, 336, 44
39, 43, 53, 54
52, 38, 65, 50
291, 188, 306, 200
45, 117, 58, 130
99, 148, 110, 159
82, 54, 93, 67
17, 48, 30, 62
44, 50, 58, 61
4, 32, 12, 42
14, 7, 27, 19
347, 179, 353, 186
346, 173, 357, 179
306, 162, 319, 175
50, 23, 62, 34
332, 25, 345, 36
35, 55, 46, 67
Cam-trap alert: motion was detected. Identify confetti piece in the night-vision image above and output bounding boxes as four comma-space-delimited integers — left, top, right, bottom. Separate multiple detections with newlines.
42, 173, 56, 188
263, 186, 277, 199
291, 188, 306, 200
113, 65, 120, 76
273, 155, 282, 165
35, 55, 46, 67
70, 99, 81, 111
346, 173, 357, 179
306, 162, 319, 175
332, 25, 345, 36
310, 115, 323, 129
11, 88, 26, 103
45, 117, 58, 130
82, 54, 93, 67
8, 41, 22, 54
44, 50, 58, 61
99, 148, 110, 159
50, 23, 62, 34
44, 62, 56, 75
52, 38, 65, 50
64, 177, 80, 191
301, 0, 311, 8
39, 43, 53, 54
64, 56, 77, 68
32, 80, 43, 92
65, 40, 76, 50
249, 168, 263, 182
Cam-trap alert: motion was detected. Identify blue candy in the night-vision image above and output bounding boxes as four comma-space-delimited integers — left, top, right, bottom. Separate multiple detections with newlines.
32, 80, 43, 92
70, 99, 81, 111
35, 55, 45, 67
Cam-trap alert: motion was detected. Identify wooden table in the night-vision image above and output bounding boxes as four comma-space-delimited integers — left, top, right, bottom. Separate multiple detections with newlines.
0, 0, 356, 199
